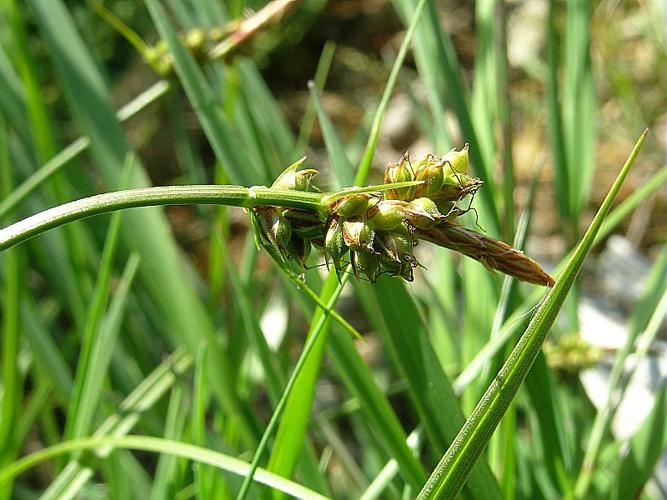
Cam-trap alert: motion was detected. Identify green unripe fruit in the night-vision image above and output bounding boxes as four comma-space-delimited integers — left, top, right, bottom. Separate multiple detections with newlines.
442, 144, 470, 173
325, 218, 348, 270
352, 250, 380, 282
342, 218, 375, 251
384, 153, 415, 200
413, 154, 445, 198
406, 198, 443, 230
368, 200, 408, 231
377, 230, 413, 263
331, 193, 376, 218
287, 236, 311, 266
254, 207, 292, 252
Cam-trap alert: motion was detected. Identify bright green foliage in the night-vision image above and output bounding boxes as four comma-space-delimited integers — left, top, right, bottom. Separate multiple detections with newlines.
0, 1, 664, 500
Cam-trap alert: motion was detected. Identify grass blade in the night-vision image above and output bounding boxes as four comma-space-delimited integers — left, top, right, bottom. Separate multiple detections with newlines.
258, 2, 429, 495
417, 130, 647, 499
43, 349, 192, 499
611, 382, 667, 500
0, 436, 328, 500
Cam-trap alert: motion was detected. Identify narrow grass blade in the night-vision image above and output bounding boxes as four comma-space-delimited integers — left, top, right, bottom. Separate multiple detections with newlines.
259, 3, 429, 496
65, 156, 134, 442
43, 349, 192, 499
0, 81, 170, 219
610, 382, 667, 500
308, 83, 354, 186
297, 41, 336, 153
574, 250, 667, 498
0, 115, 22, 500
360, 279, 502, 500
0, 436, 328, 500
327, 328, 426, 490
453, 164, 667, 396
417, 130, 647, 499
144, 0, 258, 184
193, 342, 213, 499
31, 0, 258, 444
150, 385, 187, 500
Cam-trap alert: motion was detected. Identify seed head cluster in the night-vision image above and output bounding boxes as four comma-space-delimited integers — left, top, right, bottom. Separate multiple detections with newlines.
250, 147, 555, 287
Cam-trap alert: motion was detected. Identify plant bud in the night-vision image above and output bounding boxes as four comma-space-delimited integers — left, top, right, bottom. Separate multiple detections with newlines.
435, 170, 483, 203
352, 250, 380, 282
254, 207, 292, 255
283, 209, 324, 239
406, 198, 443, 230
287, 236, 311, 267
382, 260, 414, 282
367, 200, 408, 231
442, 144, 470, 173
324, 218, 348, 271
377, 230, 413, 263
413, 154, 445, 198
331, 193, 377, 218
271, 157, 320, 192
384, 153, 415, 200
342, 218, 375, 251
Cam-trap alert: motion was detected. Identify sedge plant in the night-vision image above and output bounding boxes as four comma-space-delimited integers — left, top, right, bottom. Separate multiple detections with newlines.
1, 1, 665, 499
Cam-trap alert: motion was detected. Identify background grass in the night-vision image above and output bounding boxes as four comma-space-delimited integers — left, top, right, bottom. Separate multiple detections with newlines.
0, 1, 665, 499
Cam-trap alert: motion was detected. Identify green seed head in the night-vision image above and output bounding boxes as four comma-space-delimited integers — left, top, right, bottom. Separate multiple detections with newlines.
342, 218, 375, 251
324, 218, 348, 270
406, 198, 443, 230
331, 193, 377, 218
442, 144, 470, 174
377, 230, 413, 263
254, 207, 292, 255
382, 259, 415, 282
384, 153, 415, 200
287, 236, 311, 267
414, 154, 445, 197
436, 169, 483, 203
367, 200, 408, 231
352, 250, 380, 282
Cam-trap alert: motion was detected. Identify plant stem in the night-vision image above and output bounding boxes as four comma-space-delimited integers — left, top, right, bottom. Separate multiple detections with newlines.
0, 185, 324, 251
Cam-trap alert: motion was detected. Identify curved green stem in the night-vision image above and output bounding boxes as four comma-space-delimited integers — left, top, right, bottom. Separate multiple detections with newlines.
0, 435, 326, 500
0, 185, 324, 251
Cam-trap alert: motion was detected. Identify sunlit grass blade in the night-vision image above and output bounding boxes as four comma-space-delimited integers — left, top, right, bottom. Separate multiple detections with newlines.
453, 164, 667, 396
150, 385, 187, 500
66, 253, 140, 442
359, 279, 502, 500
0, 81, 170, 219
610, 382, 667, 500
65, 156, 134, 442
0, 436, 327, 500
297, 41, 336, 154
417, 130, 647, 499
144, 0, 258, 184
573, 249, 667, 498
31, 0, 258, 444
308, 83, 354, 186
327, 328, 427, 490
43, 349, 192, 499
